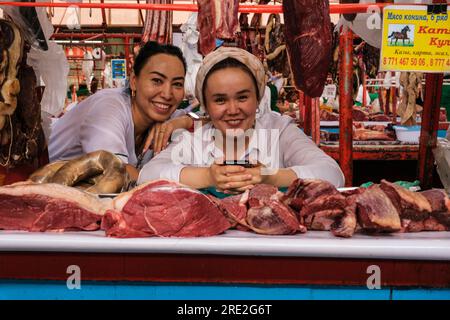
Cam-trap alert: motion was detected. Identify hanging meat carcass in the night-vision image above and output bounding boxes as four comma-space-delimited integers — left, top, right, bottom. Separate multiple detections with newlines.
142, 0, 173, 44
1, 19, 45, 169
398, 72, 423, 126
0, 19, 23, 132
197, 0, 240, 56
248, 0, 269, 61
264, 13, 290, 77
283, 0, 333, 97
237, 13, 250, 51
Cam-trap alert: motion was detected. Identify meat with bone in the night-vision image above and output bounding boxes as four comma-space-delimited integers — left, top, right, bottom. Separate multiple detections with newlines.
282, 179, 347, 231
282, 178, 341, 212
102, 180, 231, 238
220, 184, 305, 235
283, 0, 332, 97
331, 194, 358, 238
0, 183, 111, 232
355, 185, 402, 232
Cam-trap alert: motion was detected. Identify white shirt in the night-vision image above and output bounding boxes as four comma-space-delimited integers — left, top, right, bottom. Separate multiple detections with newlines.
138, 113, 345, 187
49, 88, 184, 167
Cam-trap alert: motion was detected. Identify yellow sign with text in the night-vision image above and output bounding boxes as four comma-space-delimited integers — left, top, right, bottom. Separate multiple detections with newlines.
380, 5, 450, 73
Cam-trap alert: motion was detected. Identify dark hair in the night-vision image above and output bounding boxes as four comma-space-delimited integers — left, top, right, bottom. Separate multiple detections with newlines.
133, 41, 187, 76
202, 57, 259, 108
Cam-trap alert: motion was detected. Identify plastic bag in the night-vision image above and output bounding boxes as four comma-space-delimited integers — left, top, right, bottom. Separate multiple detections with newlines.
180, 13, 203, 100
335, 0, 382, 49
1, 0, 70, 117
434, 139, 450, 195
82, 51, 94, 89
0, 0, 50, 50
27, 40, 69, 117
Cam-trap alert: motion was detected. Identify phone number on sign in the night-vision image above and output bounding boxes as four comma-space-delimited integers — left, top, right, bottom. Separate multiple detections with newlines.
383, 57, 450, 68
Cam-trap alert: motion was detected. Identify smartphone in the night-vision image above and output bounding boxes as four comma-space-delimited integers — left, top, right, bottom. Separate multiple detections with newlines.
222, 160, 256, 168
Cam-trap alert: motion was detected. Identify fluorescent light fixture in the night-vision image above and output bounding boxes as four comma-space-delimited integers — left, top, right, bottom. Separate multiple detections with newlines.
55, 40, 102, 44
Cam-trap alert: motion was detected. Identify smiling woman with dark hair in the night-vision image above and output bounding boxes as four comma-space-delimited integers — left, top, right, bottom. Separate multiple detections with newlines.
138, 47, 345, 192
49, 41, 194, 181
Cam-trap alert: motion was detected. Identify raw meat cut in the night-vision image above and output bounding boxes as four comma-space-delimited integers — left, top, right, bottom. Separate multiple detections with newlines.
352, 107, 369, 121
420, 189, 450, 214
353, 128, 394, 141
299, 192, 346, 217
142, 0, 173, 44
355, 185, 401, 232
197, 0, 239, 56
102, 180, 231, 238
220, 184, 305, 235
331, 194, 358, 238
320, 109, 339, 121
380, 180, 431, 221
0, 183, 110, 231
283, 179, 341, 212
215, 0, 239, 39
282, 179, 346, 231
197, 0, 217, 55
283, 0, 332, 97
420, 189, 450, 230
369, 114, 390, 122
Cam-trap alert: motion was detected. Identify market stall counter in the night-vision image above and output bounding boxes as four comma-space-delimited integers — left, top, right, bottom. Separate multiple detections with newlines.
1, 229, 449, 299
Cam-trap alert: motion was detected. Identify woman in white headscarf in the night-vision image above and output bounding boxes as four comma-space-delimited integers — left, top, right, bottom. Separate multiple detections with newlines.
139, 47, 344, 191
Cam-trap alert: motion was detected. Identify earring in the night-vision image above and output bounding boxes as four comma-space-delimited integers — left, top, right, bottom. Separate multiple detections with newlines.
256, 107, 260, 114
132, 90, 136, 97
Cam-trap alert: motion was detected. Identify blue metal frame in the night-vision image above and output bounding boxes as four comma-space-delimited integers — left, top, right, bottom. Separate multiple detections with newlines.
1, 281, 449, 300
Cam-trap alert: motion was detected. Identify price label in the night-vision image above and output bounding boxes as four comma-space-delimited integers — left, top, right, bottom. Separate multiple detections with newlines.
111, 59, 127, 80
380, 5, 450, 73
322, 85, 337, 99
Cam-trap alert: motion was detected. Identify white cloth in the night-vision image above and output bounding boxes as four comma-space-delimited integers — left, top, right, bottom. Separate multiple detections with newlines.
138, 113, 345, 187
180, 13, 203, 99
49, 88, 186, 166
356, 85, 371, 104
257, 86, 272, 118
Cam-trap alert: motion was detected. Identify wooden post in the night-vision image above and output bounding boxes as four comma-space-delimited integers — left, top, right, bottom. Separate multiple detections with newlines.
391, 86, 397, 124
418, 0, 446, 190
339, 25, 354, 187
311, 98, 321, 145
418, 74, 444, 190
304, 95, 312, 136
